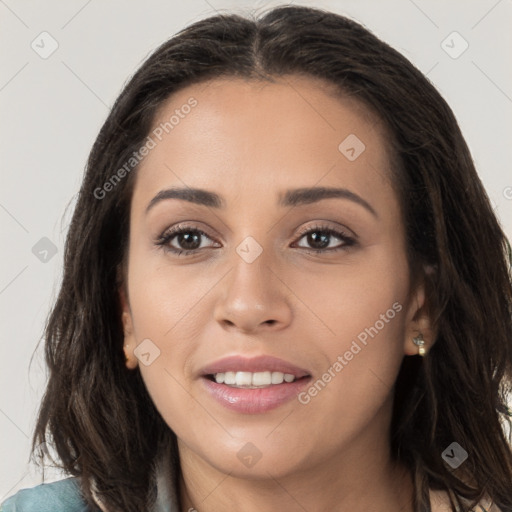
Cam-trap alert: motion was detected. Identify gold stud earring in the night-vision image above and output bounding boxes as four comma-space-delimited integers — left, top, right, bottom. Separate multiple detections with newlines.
412, 333, 426, 356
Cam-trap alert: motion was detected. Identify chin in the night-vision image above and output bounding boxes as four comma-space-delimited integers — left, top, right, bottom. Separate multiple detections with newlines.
178, 429, 312, 478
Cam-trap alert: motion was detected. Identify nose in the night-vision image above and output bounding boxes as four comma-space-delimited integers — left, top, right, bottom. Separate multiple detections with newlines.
213, 251, 293, 334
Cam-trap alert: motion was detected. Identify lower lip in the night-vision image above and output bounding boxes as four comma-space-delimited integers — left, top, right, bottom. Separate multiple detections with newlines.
201, 376, 311, 414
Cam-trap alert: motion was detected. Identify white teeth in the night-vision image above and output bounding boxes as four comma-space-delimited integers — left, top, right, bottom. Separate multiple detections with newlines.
224, 371, 236, 385
236, 371, 253, 386
252, 371, 272, 386
212, 371, 297, 387
271, 371, 284, 384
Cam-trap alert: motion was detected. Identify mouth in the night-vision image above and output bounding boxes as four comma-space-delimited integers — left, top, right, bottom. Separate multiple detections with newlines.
204, 371, 308, 388
199, 355, 312, 414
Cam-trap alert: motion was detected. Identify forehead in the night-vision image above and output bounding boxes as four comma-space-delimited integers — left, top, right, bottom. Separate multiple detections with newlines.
131, 75, 393, 213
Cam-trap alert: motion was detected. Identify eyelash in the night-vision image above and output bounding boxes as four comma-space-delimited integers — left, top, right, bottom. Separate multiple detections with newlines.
155, 223, 356, 257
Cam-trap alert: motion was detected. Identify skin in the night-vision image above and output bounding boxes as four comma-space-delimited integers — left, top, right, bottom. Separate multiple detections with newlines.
120, 75, 433, 512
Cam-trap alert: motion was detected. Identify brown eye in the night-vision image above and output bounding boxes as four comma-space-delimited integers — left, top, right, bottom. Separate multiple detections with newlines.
156, 226, 218, 256
293, 225, 356, 253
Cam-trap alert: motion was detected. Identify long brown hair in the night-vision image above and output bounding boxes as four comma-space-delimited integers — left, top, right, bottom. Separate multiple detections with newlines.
31, 5, 512, 511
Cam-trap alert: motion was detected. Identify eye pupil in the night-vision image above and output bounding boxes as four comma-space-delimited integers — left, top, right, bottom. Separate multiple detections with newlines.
308, 231, 330, 249
178, 232, 201, 250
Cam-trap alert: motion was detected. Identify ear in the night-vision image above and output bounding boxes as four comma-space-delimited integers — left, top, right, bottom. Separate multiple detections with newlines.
402, 276, 436, 356
119, 285, 138, 370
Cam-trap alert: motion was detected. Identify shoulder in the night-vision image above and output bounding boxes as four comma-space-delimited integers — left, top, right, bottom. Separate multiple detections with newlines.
0, 477, 101, 512
430, 488, 503, 512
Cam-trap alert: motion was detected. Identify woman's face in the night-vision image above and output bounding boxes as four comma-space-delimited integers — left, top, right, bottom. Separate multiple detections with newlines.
121, 75, 428, 479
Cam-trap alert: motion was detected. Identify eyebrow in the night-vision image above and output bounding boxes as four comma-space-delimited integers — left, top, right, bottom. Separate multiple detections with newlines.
145, 186, 377, 218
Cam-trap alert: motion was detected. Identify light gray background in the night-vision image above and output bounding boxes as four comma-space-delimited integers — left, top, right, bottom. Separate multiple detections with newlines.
1, 0, 511, 501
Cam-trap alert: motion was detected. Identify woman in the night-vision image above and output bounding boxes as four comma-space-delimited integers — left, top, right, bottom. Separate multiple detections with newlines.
1, 5, 511, 512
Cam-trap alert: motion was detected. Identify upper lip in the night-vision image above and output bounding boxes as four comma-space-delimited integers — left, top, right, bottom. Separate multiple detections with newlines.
199, 355, 311, 378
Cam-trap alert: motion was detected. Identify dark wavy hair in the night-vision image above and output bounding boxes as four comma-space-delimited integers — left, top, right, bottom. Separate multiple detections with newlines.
31, 5, 512, 511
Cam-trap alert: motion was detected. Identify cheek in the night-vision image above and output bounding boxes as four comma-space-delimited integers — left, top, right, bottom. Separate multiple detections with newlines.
289, 301, 406, 461
289, 251, 408, 416
127, 241, 215, 343
124, 245, 212, 418
290, 246, 407, 346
